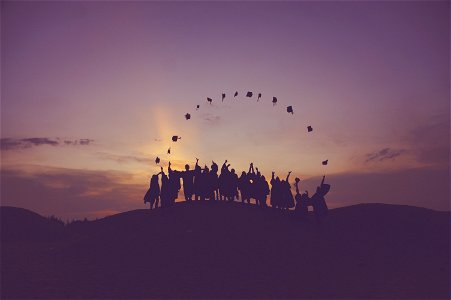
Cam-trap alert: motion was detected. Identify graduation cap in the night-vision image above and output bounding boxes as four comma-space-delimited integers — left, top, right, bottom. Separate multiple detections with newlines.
322, 159, 328, 165
307, 126, 313, 132
167, 148, 171, 154
246, 91, 253, 97
222, 93, 225, 101
196, 105, 200, 110
155, 157, 160, 164
272, 97, 277, 106
257, 93, 262, 101
172, 135, 181, 142
185, 113, 191, 120
234, 91, 238, 97
287, 106, 294, 114
207, 97, 212, 104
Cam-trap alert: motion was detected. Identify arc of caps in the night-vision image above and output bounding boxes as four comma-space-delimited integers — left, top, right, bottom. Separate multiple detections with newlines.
155, 157, 160, 164
307, 126, 313, 132
222, 93, 225, 101
171, 135, 181, 142
287, 106, 294, 114
322, 159, 328, 165
196, 105, 200, 109
272, 97, 277, 105
234, 91, 238, 97
207, 97, 212, 104
246, 91, 253, 97
167, 148, 171, 154
257, 93, 262, 101
185, 113, 191, 120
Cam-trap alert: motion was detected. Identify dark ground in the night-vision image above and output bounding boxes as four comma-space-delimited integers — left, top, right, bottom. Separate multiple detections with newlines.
1, 202, 450, 299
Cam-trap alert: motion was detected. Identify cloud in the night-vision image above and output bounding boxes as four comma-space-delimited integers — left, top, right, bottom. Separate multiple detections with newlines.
97, 152, 153, 164
365, 148, 405, 163
1, 165, 145, 221
409, 113, 449, 166
200, 113, 221, 126
0, 137, 94, 150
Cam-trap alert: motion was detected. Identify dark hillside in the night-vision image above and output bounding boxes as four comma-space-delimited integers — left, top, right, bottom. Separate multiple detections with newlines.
1, 202, 449, 298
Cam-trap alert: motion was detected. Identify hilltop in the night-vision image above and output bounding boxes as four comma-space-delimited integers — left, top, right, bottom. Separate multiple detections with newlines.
1, 202, 450, 298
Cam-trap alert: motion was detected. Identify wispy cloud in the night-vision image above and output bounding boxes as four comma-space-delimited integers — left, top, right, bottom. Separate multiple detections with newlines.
365, 148, 405, 163
200, 113, 221, 126
0, 137, 94, 150
97, 152, 153, 164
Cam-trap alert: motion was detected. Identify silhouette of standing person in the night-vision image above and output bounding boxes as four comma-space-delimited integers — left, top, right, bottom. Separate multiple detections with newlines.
311, 175, 330, 221
193, 158, 201, 201
168, 162, 181, 205
160, 167, 171, 208
294, 178, 308, 217
270, 172, 281, 209
181, 160, 196, 201
144, 174, 160, 209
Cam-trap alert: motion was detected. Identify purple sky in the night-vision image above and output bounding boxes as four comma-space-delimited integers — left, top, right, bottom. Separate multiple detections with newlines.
1, 1, 449, 220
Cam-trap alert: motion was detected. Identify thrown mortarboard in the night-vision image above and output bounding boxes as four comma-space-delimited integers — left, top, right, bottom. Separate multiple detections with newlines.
322, 159, 328, 165
196, 105, 200, 110
167, 148, 171, 154
307, 126, 313, 132
185, 113, 191, 120
234, 91, 238, 97
222, 93, 226, 101
257, 93, 262, 101
155, 157, 160, 164
246, 91, 253, 97
272, 97, 278, 105
287, 106, 294, 114
172, 135, 181, 142
207, 97, 212, 104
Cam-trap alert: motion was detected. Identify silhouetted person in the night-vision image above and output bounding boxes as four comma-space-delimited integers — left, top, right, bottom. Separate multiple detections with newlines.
281, 171, 295, 210
181, 161, 196, 201
193, 159, 202, 200
168, 162, 181, 205
270, 172, 282, 209
311, 175, 330, 221
294, 178, 308, 217
144, 174, 160, 209
239, 171, 250, 203
160, 167, 171, 208
210, 161, 219, 201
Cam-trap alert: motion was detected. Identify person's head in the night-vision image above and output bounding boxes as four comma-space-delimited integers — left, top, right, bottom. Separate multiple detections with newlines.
204, 166, 209, 173
276, 176, 280, 182
231, 168, 235, 174
241, 171, 246, 176
151, 174, 158, 184
185, 164, 190, 171
261, 175, 266, 181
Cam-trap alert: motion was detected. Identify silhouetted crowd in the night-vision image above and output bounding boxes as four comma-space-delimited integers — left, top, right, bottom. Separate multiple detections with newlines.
144, 160, 330, 219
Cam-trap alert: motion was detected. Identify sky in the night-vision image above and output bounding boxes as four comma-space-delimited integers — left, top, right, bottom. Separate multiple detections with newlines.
1, 1, 449, 220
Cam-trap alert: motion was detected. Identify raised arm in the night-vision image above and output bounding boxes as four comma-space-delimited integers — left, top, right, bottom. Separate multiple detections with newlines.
286, 171, 292, 181
321, 175, 325, 187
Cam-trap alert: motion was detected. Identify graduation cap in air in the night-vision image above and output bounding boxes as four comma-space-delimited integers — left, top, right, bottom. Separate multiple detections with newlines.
307, 126, 313, 132
207, 97, 212, 104
234, 91, 238, 97
196, 105, 200, 110
222, 93, 226, 101
185, 113, 191, 120
155, 157, 160, 164
246, 91, 253, 97
287, 106, 294, 114
172, 135, 181, 142
322, 159, 328, 165
257, 93, 262, 101
272, 97, 278, 106
167, 148, 171, 154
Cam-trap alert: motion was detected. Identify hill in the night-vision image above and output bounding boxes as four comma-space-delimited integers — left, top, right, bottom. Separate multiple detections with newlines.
1, 202, 450, 298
